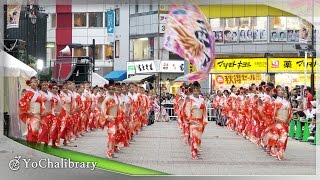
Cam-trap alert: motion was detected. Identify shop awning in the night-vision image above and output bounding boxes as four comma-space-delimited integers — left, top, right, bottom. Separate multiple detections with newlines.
104, 71, 127, 81
122, 74, 153, 83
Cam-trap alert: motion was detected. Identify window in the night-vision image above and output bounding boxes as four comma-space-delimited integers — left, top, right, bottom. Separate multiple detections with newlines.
74, 13, 87, 27
89, 12, 103, 27
287, 17, 300, 42
252, 17, 267, 42
133, 37, 154, 60
74, 47, 87, 57
224, 18, 239, 43
210, 18, 224, 43
135, 4, 139, 13
270, 17, 287, 42
51, 14, 56, 28
239, 17, 253, 42
105, 44, 113, 60
89, 45, 103, 60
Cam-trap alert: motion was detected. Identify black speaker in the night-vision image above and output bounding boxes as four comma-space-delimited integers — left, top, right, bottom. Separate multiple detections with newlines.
67, 62, 90, 84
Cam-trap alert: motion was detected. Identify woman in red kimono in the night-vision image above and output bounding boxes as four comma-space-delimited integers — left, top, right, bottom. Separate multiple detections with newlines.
263, 87, 292, 160
260, 88, 276, 150
50, 83, 63, 147
174, 86, 185, 130
120, 84, 130, 147
19, 76, 45, 143
39, 81, 54, 145
128, 83, 139, 139
60, 82, 73, 145
114, 85, 126, 151
185, 82, 208, 159
181, 87, 192, 145
72, 84, 83, 138
101, 85, 120, 158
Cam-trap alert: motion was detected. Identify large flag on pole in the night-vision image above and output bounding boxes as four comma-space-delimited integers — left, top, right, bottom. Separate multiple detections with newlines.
163, 4, 215, 82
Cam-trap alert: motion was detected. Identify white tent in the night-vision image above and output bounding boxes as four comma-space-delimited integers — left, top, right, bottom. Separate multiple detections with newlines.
0, 49, 37, 138
92, 72, 108, 86
0, 50, 37, 78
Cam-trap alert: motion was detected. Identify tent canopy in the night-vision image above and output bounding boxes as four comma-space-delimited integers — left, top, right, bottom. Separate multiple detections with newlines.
92, 72, 108, 87
0, 50, 37, 78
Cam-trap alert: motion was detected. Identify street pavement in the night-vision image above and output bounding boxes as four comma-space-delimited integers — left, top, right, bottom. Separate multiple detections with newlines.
65, 121, 317, 175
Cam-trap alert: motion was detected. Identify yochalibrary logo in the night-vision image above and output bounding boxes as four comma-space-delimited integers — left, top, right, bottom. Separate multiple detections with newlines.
272, 60, 279, 68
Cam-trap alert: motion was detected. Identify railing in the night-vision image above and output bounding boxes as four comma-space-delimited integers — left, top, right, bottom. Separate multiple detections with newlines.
162, 102, 217, 121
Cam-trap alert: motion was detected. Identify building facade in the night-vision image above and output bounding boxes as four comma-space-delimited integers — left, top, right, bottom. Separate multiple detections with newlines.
129, 1, 315, 92
45, 2, 130, 77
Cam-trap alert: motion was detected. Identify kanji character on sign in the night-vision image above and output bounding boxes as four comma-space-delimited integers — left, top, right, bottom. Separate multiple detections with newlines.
284, 60, 292, 68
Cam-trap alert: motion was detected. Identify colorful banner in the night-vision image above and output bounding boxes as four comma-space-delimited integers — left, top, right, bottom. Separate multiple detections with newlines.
106, 10, 115, 42
268, 58, 317, 73
163, 4, 215, 82
7, 0, 22, 29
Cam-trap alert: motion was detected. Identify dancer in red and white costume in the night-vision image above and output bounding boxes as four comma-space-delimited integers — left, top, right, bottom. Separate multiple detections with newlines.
39, 81, 54, 145
184, 82, 208, 160
19, 76, 45, 143
59, 82, 73, 145
50, 82, 63, 147
101, 84, 119, 158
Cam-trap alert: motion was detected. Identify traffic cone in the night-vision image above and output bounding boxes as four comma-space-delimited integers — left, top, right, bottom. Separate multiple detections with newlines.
301, 120, 310, 142
289, 119, 295, 138
294, 118, 302, 140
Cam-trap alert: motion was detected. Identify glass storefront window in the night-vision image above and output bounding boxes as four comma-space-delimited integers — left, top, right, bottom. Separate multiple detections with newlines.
105, 44, 113, 60
89, 12, 103, 27
252, 17, 267, 42
89, 45, 103, 60
133, 37, 154, 60
74, 48, 87, 57
74, 13, 87, 27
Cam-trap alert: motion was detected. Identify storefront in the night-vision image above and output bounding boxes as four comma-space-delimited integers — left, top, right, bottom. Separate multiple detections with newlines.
125, 60, 184, 94
268, 58, 317, 88
188, 57, 316, 91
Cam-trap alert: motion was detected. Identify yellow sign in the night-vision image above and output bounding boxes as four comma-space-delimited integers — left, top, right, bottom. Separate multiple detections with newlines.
189, 58, 267, 73
268, 58, 317, 73
212, 58, 267, 73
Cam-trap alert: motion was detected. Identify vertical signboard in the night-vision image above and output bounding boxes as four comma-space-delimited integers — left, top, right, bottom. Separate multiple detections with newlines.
106, 10, 115, 42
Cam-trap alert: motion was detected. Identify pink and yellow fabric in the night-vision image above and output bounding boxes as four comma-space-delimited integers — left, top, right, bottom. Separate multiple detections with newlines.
163, 4, 215, 82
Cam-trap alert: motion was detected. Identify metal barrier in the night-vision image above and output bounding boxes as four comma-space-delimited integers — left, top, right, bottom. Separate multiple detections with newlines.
162, 102, 216, 121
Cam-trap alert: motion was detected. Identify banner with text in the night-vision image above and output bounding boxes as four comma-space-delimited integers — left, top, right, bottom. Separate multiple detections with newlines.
268, 58, 317, 73
106, 10, 115, 42
160, 61, 184, 73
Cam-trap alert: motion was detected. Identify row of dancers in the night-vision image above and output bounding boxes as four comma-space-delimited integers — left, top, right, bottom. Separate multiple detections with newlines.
174, 82, 293, 160
19, 77, 152, 158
